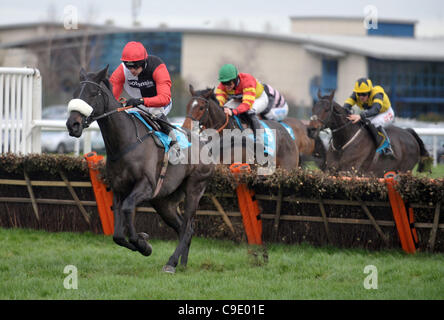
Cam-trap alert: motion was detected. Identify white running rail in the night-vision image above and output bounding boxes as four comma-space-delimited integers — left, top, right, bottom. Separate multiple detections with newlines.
0, 67, 42, 154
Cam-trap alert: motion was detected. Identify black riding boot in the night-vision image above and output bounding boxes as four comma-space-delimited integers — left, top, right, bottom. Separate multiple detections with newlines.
364, 120, 393, 157
248, 113, 262, 139
364, 120, 383, 147
378, 126, 394, 157
248, 112, 267, 155
156, 114, 177, 144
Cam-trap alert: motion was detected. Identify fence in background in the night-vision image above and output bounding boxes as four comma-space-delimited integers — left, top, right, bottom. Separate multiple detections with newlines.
0, 67, 42, 154
414, 128, 444, 166
1, 67, 443, 162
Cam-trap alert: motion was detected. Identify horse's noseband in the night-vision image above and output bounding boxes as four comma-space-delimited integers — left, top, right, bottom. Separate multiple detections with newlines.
75, 80, 109, 128
313, 98, 353, 134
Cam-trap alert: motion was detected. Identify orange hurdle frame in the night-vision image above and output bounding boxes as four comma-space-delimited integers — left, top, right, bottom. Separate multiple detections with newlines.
84, 152, 114, 235
384, 171, 418, 254
229, 163, 263, 245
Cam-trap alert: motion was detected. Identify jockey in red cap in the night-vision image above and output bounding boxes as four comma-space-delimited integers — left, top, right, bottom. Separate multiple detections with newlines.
110, 41, 173, 128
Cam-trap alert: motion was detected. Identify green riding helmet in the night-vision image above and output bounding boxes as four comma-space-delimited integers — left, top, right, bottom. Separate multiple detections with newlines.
218, 64, 238, 82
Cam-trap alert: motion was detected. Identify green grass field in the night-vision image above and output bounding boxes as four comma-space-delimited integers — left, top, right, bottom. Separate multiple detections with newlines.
1, 228, 443, 300
417, 163, 444, 178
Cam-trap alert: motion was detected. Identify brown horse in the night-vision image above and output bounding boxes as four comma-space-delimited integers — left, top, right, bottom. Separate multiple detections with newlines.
280, 117, 326, 170
308, 90, 431, 177
182, 85, 300, 172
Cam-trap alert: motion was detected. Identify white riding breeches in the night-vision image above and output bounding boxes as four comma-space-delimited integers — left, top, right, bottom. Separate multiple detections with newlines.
263, 102, 289, 121
366, 106, 395, 127
224, 90, 269, 114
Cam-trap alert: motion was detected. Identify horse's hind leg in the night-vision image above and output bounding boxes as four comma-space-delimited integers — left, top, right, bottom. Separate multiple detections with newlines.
150, 190, 184, 237
178, 215, 195, 267
164, 178, 208, 272
150, 193, 185, 273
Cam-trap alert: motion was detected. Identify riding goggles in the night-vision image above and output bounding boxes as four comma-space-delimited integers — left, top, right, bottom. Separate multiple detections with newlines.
124, 60, 145, 69
221, 80, 234, 86
357, 92, 370, 97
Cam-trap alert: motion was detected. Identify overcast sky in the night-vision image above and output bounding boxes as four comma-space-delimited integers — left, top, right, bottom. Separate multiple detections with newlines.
1, 0, 444, 37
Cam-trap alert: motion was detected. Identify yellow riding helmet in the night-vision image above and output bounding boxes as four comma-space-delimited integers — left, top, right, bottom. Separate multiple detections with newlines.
353, 78, 373, 94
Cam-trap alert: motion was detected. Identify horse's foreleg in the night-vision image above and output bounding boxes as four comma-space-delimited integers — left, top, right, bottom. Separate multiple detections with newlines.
112, 194, 138, 252
121, 179, 154, 256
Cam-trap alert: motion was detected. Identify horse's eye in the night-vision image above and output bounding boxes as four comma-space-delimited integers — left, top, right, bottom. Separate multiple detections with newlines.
199, 107, 204, 111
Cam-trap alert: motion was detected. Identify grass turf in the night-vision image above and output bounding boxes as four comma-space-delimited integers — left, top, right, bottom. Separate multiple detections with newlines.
1, 228, 443, 300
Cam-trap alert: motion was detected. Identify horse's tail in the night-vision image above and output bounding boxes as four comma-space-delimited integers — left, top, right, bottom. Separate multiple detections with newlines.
406, 128, 433, 173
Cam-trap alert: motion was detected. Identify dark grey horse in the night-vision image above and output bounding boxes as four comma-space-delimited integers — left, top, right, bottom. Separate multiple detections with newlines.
66, 66, 214, 273
308, 90, 431, 177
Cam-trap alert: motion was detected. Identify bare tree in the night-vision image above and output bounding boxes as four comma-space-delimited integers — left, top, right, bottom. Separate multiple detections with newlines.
31, 4, 105, 106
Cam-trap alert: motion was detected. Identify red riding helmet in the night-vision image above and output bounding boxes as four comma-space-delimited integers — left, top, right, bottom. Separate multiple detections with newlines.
120, 41, 148, 62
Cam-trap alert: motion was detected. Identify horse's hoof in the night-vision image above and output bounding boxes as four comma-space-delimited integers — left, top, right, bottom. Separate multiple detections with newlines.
162, 265, 176, 274
140, 243, 152, 256
138, 232, 150, 241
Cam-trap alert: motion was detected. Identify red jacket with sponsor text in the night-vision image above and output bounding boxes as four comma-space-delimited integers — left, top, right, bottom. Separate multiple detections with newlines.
109, 55, 172, 108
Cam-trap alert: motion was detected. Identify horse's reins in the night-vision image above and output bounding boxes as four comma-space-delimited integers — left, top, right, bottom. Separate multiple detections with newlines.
79, 80, 185, 133
311, 98, 359, 151
186, 96, 230, 133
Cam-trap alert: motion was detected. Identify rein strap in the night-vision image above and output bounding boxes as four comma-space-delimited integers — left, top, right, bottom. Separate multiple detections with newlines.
331, 128, 363, 152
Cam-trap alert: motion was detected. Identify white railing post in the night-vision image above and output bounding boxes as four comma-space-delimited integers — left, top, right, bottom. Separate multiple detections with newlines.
0, 67, 42, 155
406, 128, 444, 167
0, 74, 3, 153
31, 69, 42, 154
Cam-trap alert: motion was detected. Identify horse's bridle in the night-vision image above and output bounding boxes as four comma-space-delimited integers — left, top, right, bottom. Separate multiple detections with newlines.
310, 98, 352, 133
186, 96, 210, 123
185, 96, 229, 133
75, 80, 134, 129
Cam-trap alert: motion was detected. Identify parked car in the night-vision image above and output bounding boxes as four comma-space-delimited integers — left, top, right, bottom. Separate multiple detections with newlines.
41, 105, 105, 154
438, 143, 444, 164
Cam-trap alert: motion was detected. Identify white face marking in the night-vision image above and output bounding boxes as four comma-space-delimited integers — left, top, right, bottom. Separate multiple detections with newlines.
191, 100, 198, 108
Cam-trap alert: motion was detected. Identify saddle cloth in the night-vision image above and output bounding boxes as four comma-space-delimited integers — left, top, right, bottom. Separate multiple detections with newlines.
232, 115, 277, 156
127, 111, 191, 152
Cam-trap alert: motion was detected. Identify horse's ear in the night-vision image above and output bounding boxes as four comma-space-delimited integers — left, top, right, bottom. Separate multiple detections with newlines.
329, 89, 336, 101
203, 87, 214, 99
94, 65, 109, 82
80, 68, 87, 81
317, 89, 322, 100
189, 84, 195, 96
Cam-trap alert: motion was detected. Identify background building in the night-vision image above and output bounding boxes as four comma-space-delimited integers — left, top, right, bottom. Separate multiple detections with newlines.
1, 17, 444, 119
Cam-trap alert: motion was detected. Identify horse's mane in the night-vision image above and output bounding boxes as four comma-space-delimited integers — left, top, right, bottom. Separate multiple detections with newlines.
102, 78, 112, 91
195, 87, 219, 105
319, 95, 350, 115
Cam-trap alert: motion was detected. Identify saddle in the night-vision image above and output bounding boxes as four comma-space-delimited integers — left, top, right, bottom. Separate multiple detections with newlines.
138, 111, 162, 132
